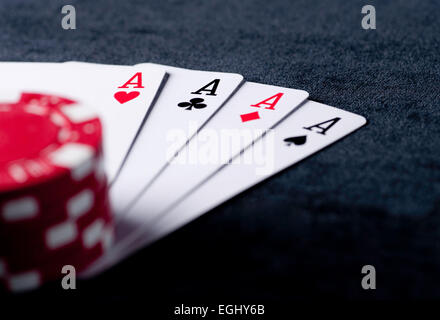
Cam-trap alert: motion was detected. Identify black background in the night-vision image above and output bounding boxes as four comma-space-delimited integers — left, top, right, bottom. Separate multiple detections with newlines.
1, 0, 440, 311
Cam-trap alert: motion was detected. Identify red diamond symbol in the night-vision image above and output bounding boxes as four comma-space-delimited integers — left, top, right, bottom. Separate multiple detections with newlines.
240, 111, 260, 123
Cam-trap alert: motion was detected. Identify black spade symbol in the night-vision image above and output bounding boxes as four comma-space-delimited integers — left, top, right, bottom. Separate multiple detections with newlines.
284, 135, 307, 146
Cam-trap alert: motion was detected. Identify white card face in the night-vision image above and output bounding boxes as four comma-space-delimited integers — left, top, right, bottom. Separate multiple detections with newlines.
0, 62, 166, 182
110, 63, 244, 215
114, 82, 308, 241
82, 99, 365, 276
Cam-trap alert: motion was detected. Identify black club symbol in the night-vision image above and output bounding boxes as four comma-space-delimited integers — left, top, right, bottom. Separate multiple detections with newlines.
177, 98, 207, 111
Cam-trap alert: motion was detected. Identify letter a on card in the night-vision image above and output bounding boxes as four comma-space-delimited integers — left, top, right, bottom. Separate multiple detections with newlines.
118, 72, 145, 88
250, 93, 284, 110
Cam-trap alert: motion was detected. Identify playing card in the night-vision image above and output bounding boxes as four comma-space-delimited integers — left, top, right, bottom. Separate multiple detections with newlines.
110, 63, 244, 215
0, 62, 166, 182
84, 99, 365, 275
112, 82, 308, 244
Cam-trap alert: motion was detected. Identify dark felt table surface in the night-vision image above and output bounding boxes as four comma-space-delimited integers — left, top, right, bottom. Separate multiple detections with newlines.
1, 0, 439, 304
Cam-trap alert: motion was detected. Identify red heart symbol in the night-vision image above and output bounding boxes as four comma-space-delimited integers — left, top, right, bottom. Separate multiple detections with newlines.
114, 91, 140, 104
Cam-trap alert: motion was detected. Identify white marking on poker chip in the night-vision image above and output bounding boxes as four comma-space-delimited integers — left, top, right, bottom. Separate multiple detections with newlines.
61, 103, 98, 123
83, 123, 97, 135
8, 164, 28, 183
67, 189, 94, 219
46, 221, 78, 249
72, 158, 95, 181
2, 197, 39, 222
82, 218, 104, 248
57, 128, 71, 142
38, 97, 50, 106
50, 112, 67, 127
49, 143, 95, 179
24, 103, 48, 116
8, 271, 41, 293
0, 259, 6, 278
49, 96, 61, 104
94, 157, 106, 181
101, 227, 114, 251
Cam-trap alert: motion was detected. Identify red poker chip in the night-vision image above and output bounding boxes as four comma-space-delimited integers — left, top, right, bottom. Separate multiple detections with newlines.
0, 158, 107, 232
0, 92, 102, 192
0, 92, 113, 293
0, 185, 112, 271
0, 221, 113, 293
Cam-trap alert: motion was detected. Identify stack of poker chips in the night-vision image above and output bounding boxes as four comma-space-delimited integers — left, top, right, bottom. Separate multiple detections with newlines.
0, 92, 114, 293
